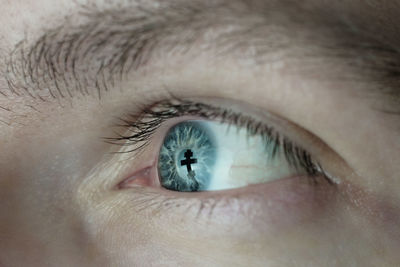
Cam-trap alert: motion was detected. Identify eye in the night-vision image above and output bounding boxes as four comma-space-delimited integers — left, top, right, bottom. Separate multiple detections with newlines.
110, 97, 336, 192
158, 120, 306, 192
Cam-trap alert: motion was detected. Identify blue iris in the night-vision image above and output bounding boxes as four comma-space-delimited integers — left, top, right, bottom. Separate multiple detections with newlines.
158, 121, 216, 192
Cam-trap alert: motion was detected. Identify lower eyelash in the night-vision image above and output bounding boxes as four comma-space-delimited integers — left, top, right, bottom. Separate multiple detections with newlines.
105, 97, 333, 184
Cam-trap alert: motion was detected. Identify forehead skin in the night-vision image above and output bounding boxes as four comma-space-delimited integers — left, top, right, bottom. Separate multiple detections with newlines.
0, 0, 399, 55
1, 0, 400, 114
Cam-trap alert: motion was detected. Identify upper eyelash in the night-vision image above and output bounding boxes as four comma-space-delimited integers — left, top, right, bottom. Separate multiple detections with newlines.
105, 97, 331, 183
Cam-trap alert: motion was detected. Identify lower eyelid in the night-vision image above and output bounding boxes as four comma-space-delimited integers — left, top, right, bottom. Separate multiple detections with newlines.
119, 175, 337, 234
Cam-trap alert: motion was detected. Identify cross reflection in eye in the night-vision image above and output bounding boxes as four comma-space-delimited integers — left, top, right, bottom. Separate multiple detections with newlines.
158, 121, 216, 192
158, 119, 321, 192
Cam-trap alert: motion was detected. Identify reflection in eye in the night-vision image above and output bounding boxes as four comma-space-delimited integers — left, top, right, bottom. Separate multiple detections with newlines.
158, 120, 312, 192
158, 121, 216, 192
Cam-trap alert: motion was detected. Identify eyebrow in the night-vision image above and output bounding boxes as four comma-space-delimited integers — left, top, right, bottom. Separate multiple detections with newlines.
1, 1, 400, 114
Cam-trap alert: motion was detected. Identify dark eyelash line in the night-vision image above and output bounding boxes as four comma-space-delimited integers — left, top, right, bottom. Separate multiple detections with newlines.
105, 97, 332, 183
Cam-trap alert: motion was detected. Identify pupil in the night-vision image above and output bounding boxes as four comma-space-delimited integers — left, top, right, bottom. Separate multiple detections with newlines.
158, 121, 216, 192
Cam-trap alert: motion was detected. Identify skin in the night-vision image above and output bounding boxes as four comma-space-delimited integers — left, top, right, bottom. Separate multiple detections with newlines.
0, 0, 400, 266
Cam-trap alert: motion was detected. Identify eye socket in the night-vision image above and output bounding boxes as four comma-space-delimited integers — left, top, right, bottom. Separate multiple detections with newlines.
158, 120, 302, 192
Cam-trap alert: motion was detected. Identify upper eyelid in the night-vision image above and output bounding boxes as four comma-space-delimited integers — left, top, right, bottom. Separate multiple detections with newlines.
107, 96, 327, 154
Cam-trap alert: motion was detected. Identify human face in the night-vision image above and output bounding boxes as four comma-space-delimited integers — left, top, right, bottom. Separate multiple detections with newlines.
0, 0, 399, 266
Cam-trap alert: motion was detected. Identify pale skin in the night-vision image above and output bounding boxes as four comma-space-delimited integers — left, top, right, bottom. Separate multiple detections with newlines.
0, 0, 400, 266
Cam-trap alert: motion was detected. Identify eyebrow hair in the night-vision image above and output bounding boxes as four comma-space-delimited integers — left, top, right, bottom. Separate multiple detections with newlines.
3, 3, 185, 100
1, 1, 400, 114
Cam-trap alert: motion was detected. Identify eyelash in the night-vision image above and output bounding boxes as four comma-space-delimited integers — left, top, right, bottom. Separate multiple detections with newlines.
106, 97, 333, 185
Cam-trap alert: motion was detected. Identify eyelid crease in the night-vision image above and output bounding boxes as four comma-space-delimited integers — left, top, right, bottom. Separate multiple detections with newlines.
105, 96, 335, 184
